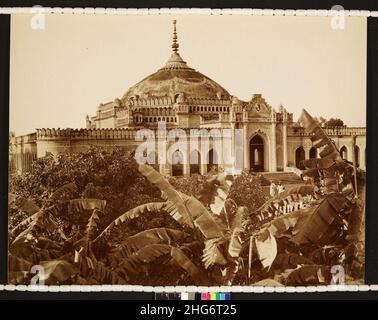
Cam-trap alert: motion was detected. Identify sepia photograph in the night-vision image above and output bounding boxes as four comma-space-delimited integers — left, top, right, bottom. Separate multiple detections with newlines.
8, 13, 366, 287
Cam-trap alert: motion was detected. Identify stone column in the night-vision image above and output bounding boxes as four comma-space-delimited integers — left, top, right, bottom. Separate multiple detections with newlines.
304, 146, 311, 159
158, 132, 168, 176
360, 144, 365, 170
218, 129, 223, 168
348, 141, 354, 163
270, 113, 277, 172
282, 121, 288, 171
183, 136, 190, 177
231, 122, 236, 173
243, 123, 249, 171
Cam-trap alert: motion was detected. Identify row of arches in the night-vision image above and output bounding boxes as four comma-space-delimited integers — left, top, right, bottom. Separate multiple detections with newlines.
189, 106, 230, 113
134, 116, 177, 123
147, 149, 219, 176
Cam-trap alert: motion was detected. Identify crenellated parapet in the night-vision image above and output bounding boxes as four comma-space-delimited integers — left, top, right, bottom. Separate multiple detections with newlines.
36, 128, 141, 141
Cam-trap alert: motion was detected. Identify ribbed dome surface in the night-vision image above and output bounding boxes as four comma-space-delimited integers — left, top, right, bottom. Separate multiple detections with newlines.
121, 52, 231, 103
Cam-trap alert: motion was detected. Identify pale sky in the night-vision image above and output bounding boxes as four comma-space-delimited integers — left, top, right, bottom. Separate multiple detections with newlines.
10, 14, 367, 135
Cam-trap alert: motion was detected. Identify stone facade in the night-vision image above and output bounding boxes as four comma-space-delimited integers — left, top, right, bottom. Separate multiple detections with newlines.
10, 21, 366, 175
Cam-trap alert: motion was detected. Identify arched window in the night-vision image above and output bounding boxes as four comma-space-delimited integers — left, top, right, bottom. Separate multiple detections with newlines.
207, 149, 218, 173
172, 150, 184, 176
295, 147, 305, 169
340, 146, 348, 160
249, 135, 264, 172
190, 150, 201, 175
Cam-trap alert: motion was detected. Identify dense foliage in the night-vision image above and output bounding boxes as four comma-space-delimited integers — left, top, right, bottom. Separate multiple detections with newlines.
8, 136, 364, 286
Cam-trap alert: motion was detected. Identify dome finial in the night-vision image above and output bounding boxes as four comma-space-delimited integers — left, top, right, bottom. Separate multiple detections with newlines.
172, 19, 179, 53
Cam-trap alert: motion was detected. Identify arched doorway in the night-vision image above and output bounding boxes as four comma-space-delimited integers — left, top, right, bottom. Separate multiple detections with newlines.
190, 150, 201, 175
147, 151, 159, 171
295, 147, 305, 169
340, 146, 348, 160
309, 147, 317, 159
354, 145, 360, 167
171, 150, 184, 176
250, 135, 264, 172
207, 149, 218, 173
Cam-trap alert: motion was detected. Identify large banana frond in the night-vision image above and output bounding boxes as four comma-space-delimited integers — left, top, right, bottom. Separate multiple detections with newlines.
116, 244, 172, 277
94, 202, 166, 242
138, 164, 224, 239
170, 247, 210, 285
198, 173, 234, 215
227, 207, 248, 258
38, 259, 78, 285
255, 229, 277, 270
68, 199, 106, 214
299, 109, 341, 161
138, 164, 194, 226
202, 238, 228, 269
10, 183, 77, 241
292, 193, 352, 246
111, 228, 189, 262
257, 185, 316, 214
47, 182, 78, 204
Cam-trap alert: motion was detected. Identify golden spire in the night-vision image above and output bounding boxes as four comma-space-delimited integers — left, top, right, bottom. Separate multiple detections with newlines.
172, 19, 179, 53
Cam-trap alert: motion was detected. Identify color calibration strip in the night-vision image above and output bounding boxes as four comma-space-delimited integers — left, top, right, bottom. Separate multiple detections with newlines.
200, 293, 231, 300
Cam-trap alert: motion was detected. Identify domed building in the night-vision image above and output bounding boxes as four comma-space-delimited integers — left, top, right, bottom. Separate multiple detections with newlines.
10, 21, 366, 177
87, 20, 232, 130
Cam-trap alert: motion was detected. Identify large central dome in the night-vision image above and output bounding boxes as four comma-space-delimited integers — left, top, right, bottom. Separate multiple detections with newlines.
121, 21, 231, 104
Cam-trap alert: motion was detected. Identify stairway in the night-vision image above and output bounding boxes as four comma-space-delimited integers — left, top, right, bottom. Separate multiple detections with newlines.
259, 171, 303, 186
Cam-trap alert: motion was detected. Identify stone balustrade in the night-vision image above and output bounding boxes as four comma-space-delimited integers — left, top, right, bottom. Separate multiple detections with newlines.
128, 97, 174, 107
288, 126, 366, 136
186, 97, 231, 105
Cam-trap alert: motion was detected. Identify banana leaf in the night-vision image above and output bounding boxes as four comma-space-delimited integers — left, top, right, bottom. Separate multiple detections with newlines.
68, 199, 106, 214
94, 202, 166, 242
202, 238, 228, 269
116, 244, 172, 276
255, 229, 277, 270
38, 259, 78, 284
47, 182, 78, 204
18, 198, 40, 215
170, 247, 209, 285
138, 164, 224, 239
112, 228, 189, 260
8, 253, 32, 272
138, 164, 193, 226
292, 193, 352, 246
257, 185, 316, 213
299, 109, 341, 161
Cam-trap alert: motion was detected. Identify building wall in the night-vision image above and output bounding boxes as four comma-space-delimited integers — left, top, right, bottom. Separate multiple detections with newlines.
10, 125, 367, 175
